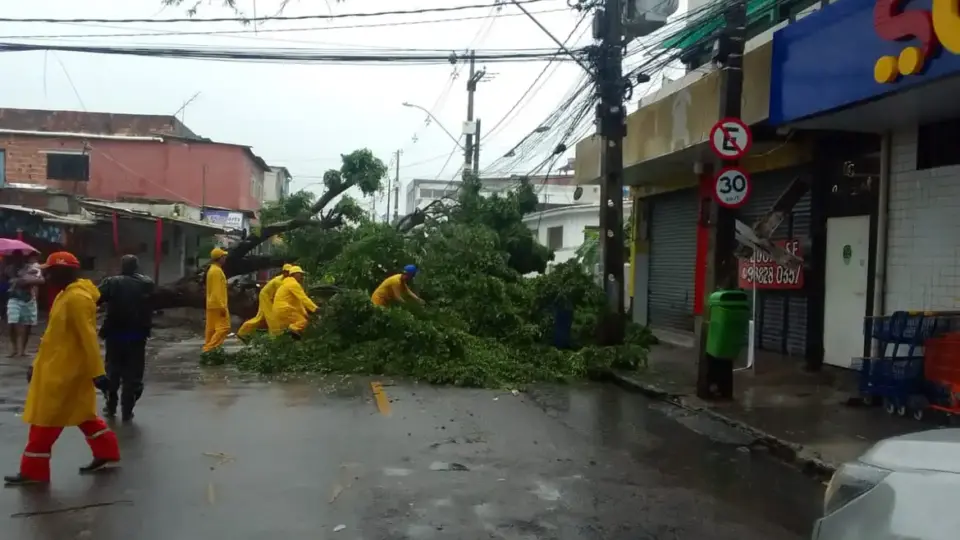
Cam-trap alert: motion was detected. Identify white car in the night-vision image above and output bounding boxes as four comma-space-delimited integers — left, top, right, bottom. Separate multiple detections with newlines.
815, 428, 960, 540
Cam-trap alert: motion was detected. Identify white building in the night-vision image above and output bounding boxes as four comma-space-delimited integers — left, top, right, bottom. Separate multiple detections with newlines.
522, 200, 633, 266
261, 166, 292, 204
404, 174, 600, 214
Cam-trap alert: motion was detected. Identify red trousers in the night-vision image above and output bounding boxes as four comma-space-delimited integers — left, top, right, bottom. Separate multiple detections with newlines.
20, 417, 120, 482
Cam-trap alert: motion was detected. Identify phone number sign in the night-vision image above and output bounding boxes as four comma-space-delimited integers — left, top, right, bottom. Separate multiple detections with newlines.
738, 239, 805, 289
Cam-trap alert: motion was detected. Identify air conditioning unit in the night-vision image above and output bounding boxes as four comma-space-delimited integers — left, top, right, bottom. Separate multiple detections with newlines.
623, 0, 680, 39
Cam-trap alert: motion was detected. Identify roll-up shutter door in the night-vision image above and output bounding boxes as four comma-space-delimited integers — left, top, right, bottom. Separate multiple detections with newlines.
648, 188, 698, 333
738, 167, 812, 357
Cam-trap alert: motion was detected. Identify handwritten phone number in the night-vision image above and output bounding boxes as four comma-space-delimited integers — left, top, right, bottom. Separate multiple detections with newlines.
740, 265, 801, 286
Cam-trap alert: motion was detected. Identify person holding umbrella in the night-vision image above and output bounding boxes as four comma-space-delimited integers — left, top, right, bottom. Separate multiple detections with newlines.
1, 241, 45, 358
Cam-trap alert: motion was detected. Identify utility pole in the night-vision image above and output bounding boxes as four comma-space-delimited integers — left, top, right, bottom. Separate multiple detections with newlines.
463, 50, 485, 181
473, 118, 481, 176
594, 0, 627, 346
696, 0, 748, 400
200, 165, 207, 220
385, 171, 392, 223
393, 149, 401, 222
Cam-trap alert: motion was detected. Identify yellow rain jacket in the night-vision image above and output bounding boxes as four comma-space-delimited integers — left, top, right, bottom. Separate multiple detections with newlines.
240, 274, 285, 336
272, 277, 318, 335
203, 263, 231, 352
23, 279, 105, 427
371, 274, 408, 306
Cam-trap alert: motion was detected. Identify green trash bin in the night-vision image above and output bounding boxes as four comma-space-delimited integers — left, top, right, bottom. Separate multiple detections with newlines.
705, 289, 750, 360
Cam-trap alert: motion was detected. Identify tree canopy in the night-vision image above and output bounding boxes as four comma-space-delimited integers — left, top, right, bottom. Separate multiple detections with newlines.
203, 149, 654, 388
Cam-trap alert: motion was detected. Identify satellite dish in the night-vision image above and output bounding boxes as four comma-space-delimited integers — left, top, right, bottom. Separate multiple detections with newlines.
573, 186, 583, 201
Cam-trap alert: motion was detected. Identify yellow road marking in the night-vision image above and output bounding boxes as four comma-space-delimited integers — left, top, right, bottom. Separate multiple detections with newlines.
371, 381, 392, 417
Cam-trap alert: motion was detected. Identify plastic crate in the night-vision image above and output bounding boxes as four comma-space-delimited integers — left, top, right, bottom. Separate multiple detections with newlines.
925, 333, 960, 386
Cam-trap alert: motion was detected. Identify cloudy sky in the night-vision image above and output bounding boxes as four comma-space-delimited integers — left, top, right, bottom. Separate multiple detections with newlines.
0, 0, 607, 216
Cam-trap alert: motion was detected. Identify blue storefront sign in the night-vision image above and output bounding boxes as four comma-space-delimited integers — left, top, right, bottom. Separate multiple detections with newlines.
770, 0, 960, 125
203, 209, 245, 231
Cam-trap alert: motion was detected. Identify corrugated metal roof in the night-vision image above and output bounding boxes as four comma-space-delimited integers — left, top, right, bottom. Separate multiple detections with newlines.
78, 200, 230, 232
0, 204, 95, 225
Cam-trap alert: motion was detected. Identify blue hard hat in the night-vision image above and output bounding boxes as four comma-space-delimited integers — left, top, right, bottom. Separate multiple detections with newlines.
403, 264, 418, 275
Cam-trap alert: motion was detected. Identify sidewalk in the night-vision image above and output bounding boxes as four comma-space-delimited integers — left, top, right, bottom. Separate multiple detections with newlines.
611, 343, 930, 477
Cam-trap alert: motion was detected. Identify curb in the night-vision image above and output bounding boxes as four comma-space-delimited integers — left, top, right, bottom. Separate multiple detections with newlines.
605, 370, 838, 480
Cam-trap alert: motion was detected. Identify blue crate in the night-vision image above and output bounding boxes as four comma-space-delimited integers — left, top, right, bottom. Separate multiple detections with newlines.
856, 356, 925, 404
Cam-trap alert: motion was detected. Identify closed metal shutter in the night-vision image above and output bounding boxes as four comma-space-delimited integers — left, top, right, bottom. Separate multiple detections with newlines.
739, 167, 812, 357
648, 188, 698, 332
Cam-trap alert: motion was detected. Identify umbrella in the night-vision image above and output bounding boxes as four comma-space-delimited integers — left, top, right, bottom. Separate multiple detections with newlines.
0, 238, 39, 256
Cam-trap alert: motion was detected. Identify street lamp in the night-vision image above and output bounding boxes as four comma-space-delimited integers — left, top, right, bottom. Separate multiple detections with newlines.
402, 102, 464, 150
503, 125, 552, 158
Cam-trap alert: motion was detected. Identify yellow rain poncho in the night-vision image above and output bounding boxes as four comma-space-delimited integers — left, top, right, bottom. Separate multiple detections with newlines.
23, 279, 106, 427
239, 270, 288, 337
271, 271, 318, 335
203, 256, 230, 352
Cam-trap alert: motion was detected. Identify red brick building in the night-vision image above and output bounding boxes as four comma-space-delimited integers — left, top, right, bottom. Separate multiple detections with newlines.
0, 108, 267, 212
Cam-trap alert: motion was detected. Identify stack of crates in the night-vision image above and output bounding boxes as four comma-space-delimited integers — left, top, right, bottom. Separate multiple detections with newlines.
923, 332, 960, 419
854, 311, 940, 419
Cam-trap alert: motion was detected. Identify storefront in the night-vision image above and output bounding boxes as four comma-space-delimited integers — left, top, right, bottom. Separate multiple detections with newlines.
647, 188, 698, 333
769, 0, 960, 366
737, 167, 813, 357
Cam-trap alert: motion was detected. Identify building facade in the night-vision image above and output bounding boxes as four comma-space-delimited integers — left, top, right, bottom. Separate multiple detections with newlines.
404, 174, 600, 214
0, 185, 226, 287
0, 108, 268, 212
769, 0, 960, 367
522, 201, 633, 266
262, 166, 292, 204
574, 0, 852, 364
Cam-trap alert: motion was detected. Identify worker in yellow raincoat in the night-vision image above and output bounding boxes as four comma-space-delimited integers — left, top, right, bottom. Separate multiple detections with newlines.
371, 264, 424, 307
203, 247, 231, 352
271, 266, 318, 337
5, 251, 121, 486
238, 264, 292, 339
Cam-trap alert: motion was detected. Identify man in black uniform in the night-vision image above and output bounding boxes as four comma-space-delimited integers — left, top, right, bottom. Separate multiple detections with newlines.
98, 255, 154, 422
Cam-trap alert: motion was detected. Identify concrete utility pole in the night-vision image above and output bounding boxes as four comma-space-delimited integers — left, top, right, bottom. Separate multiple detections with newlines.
594, 0, 627, 346
463, 50, 486, 181
473, 118, 481, 177
696, 0, 748, 400
393, 149, 402, 222
385, 169, 392, 223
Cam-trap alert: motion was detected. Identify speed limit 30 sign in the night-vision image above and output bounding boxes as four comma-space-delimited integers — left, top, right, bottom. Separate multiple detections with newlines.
714, 167, 751, 208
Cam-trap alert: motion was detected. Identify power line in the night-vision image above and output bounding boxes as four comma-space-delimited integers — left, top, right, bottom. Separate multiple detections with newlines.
480, 11, 590, 143
0, 42, 582, 65
0, 0, 549, 24
0, 8, 570, 43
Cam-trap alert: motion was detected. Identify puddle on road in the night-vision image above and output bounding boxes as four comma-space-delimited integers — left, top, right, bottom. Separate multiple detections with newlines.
526, 383, 824, 537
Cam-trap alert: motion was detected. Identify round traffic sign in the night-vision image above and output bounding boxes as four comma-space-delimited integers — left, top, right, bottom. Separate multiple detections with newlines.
709, 117, 752, 160
714, 167, 751, 208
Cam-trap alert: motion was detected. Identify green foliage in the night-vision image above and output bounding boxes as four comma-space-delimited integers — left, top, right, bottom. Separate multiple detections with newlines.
216, 148, 655, 387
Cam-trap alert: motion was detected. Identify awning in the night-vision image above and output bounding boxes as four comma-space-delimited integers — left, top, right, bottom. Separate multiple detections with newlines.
662, 0, 778, 49
78, 200, 231, 232
0, 204, 95, 226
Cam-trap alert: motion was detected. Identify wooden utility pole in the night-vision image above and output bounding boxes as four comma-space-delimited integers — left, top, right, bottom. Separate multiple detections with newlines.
696, 0, 748, 400
595, 0, 627, 346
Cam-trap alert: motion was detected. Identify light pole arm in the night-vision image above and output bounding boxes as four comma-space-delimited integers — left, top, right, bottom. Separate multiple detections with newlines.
402, 102, 464, 150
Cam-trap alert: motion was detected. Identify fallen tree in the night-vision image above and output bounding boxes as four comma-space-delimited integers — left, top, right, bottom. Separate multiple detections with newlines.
152, 149, 386, 318
205, 174, 656, 388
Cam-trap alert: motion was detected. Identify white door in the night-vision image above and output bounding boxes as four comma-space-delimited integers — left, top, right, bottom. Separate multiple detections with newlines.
823, 215, 871, 368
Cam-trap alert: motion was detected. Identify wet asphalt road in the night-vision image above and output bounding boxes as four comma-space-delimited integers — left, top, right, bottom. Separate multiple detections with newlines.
0, 337, 824, 539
